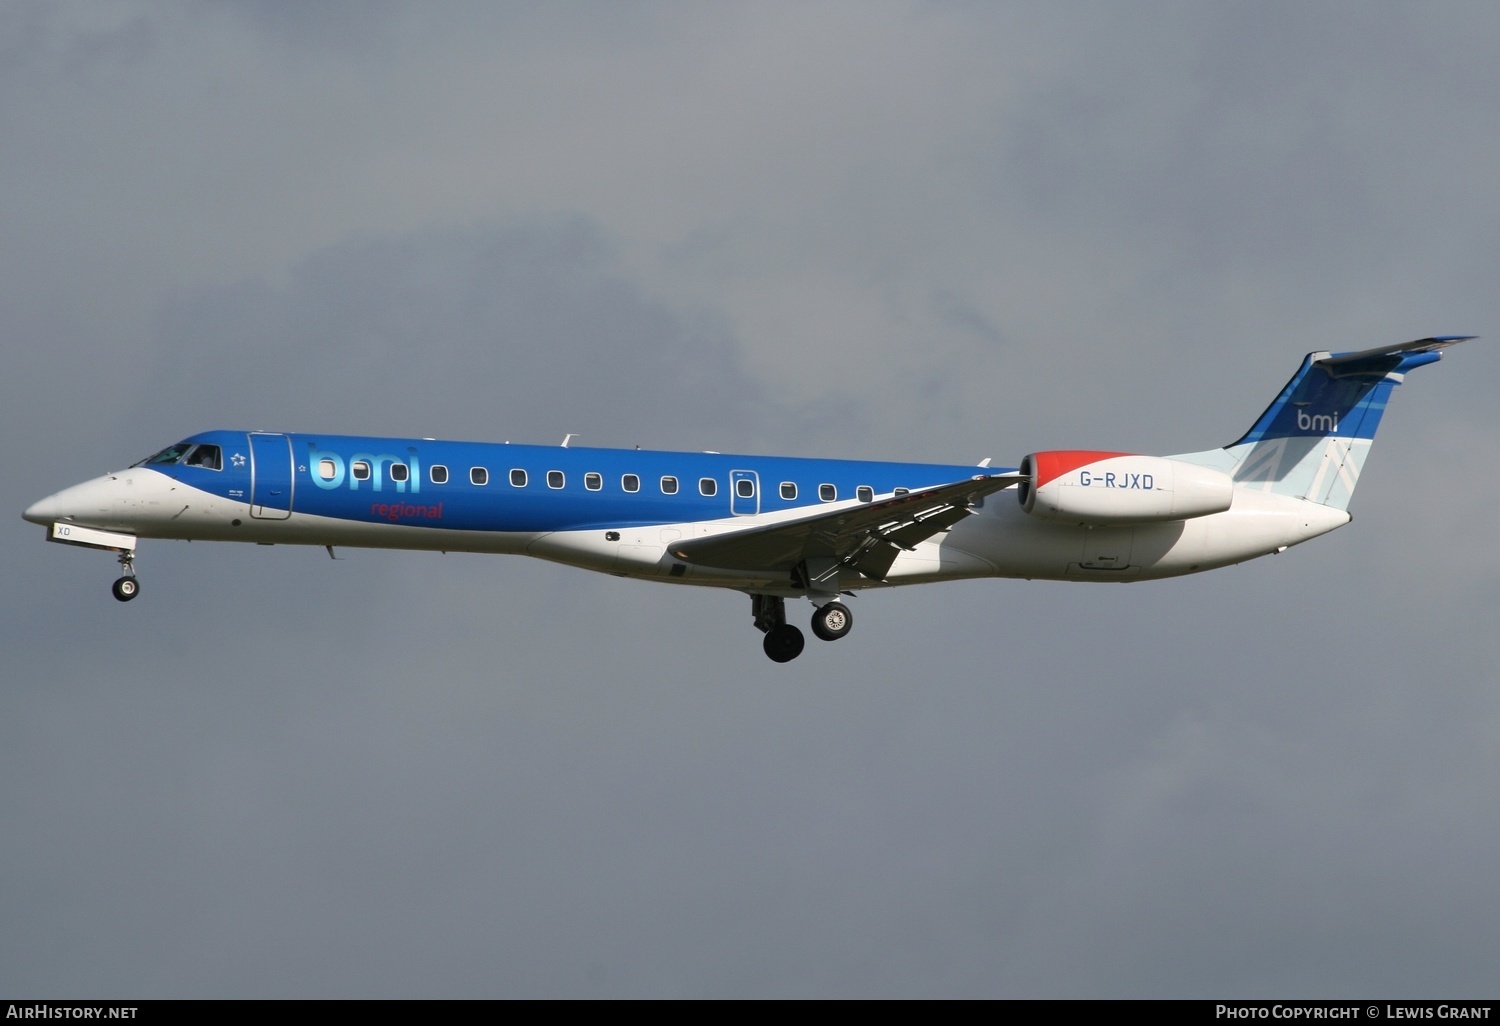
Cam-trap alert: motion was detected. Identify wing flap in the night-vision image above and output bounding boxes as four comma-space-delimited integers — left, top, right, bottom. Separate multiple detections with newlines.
668, 473, 1022, 576
878, 501, 974, 550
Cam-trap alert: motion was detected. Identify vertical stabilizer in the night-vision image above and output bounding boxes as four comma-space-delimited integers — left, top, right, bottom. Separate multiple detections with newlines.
1179, 337, 1471, 511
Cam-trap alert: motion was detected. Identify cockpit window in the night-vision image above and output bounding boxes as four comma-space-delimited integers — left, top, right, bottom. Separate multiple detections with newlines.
134, 442, 223, 470
137, 442, 194, 467
182, 444, 221, 470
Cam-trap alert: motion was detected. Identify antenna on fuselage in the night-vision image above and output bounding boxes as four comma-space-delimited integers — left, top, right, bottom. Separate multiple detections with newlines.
561, 433, 577, 448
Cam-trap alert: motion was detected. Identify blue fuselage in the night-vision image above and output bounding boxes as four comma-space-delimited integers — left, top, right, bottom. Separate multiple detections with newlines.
174, 430, 997, 535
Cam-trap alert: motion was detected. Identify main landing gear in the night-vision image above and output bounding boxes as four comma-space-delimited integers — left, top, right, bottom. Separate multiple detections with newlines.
810, 600, 852, 642
751, 594, 854, 662
111, 551, 140, 602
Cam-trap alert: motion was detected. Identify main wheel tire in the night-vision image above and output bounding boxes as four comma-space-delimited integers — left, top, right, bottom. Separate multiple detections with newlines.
810, 601, 852, 641
112, 577, 140, 602
763, 623, 805, 662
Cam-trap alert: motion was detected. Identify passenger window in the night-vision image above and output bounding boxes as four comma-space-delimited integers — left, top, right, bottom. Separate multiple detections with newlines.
661, 476, 679, 495
622, 474, 640, 493
856, 485, 873, 503
430, 465, 449, 485
737, 479, 755, 498
319, 459, 339, 481
699, 478, 717, 497
585, 472, 602, 491
547, 470, 565, 489
780, 482, 797, 500
894, 487, 909, 496
510, 469, 527, 487
389, 463, 409, 483
471, 467, 489, 486
819, 483, 836, 502
352, 461, 371, 481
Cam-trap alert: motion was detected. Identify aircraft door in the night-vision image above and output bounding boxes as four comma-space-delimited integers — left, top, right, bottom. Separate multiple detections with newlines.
730, 470, 759, 516
249, 433, 294, 520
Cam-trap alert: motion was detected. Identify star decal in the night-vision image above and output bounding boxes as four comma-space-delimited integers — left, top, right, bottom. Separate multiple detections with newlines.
231, 453, 246, 467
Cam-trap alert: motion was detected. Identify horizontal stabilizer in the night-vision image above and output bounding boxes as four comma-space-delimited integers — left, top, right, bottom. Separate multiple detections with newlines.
1317, 335, 1475, 374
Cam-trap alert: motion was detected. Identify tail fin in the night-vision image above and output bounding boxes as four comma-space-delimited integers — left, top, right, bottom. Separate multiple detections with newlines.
1181, 337, 1472, 511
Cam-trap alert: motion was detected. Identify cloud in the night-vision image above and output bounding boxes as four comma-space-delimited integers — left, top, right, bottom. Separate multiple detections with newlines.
144, 218, 764, 449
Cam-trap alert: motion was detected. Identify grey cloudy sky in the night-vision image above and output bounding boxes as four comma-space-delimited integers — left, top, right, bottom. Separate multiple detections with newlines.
5, 1, 1499, 997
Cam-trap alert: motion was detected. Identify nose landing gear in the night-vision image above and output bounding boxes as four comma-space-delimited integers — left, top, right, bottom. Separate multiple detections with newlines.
112, 552, 139, 602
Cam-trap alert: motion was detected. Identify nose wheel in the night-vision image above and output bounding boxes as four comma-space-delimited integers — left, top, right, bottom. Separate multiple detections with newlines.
112, 552, 139, 602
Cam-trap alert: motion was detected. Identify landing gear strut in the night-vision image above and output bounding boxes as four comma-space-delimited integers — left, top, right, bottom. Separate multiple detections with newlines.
112, 552, 139, 602
752, 594, 804, 663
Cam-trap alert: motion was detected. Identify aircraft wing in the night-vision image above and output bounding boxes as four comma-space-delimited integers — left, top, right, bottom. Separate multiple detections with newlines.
667, 472, 1024, 581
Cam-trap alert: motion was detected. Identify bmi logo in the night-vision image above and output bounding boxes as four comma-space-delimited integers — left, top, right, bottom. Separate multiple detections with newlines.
1297, 409, 1339, 433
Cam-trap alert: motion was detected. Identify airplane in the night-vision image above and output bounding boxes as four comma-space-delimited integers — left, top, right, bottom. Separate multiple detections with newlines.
23, 336, 1471, 662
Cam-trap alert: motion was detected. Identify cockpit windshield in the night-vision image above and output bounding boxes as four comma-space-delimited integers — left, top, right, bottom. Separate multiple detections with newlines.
134, 442, 222, 470
136, 442, 193, 467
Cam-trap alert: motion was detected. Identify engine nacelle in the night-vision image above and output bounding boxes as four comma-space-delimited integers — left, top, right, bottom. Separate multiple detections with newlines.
1017, 450, 1234, 525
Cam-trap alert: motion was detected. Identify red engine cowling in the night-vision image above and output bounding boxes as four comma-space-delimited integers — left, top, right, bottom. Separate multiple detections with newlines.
1017, 450, 1234, 525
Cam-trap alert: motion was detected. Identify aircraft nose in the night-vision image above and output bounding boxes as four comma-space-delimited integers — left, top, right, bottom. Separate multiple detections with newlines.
22, 475, 127, 527
23, 494, 60, 525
